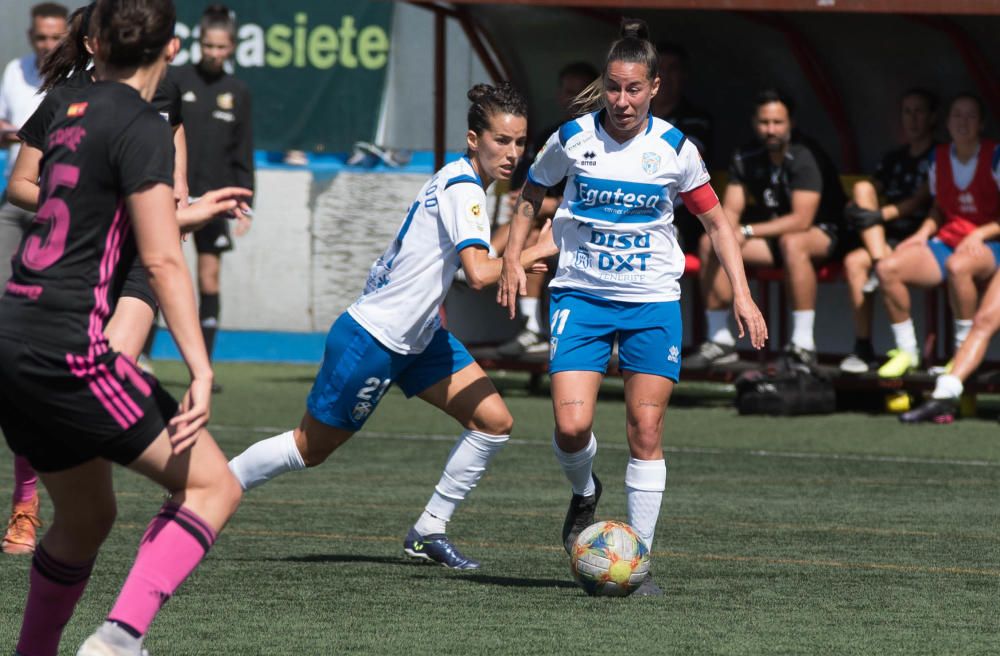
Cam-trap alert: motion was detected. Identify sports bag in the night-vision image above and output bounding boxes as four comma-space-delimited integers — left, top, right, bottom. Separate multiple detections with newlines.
734, 366, 836, 416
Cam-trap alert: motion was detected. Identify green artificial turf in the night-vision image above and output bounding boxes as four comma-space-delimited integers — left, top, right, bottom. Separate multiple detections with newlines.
1, 362, 998, 654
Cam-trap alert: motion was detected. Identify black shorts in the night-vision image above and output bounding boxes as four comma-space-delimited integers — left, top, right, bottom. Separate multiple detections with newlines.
0, 336, 178, 472
194, 215, 233, 255
118, 258, 157, 312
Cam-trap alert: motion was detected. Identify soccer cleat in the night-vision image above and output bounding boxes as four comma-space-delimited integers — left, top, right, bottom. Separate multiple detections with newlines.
632, 574, 664, 597
403, 528, 480, 570
838, 353, 870, 374
76, 628, 149, 656
927, 359, 954, 376
878, 349, 918, 378
562, 474, 602, 554
2, 495, 41, 555
682, 341, 738, 370
497, 328, 548, 357
899, 398, 957, 424
783, 343, 817, 369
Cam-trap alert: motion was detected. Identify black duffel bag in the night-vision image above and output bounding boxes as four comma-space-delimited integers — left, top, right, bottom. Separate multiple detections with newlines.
735, 366, 836, 416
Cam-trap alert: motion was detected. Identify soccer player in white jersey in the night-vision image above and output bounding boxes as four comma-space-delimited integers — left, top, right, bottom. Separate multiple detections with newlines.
499, 18, 767, 595
229, 83, 557, 569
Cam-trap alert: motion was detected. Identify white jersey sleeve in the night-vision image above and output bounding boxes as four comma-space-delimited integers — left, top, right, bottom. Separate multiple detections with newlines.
438, 179, 491, 253
528, 128, 572, 189
676, 138, 711, 193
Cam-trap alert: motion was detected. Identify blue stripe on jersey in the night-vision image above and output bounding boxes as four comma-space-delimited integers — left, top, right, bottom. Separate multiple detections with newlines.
570, 175, 668, 224
661, 127, 687, 153
526, 168, 544, 188
645, 113, 654, 135
455, 238, 489, 253
559, 120, 584, 147
445, 175, 481, 190
386, 201, 419, 268
992, 144, 1000, 172
593, 110, 604, 135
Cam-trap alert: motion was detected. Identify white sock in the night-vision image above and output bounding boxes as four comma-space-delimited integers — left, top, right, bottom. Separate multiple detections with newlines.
932, 374, 964, 400
625, 458, 666, 551
415, 430, 509, 535
890, 319, 919, 359
791, 310, 816, 351
954, 319, 973, 351
228, 430, 305, 491
706, 310, 735, 346
553, 433, 597, 496
520, 297, 541, 334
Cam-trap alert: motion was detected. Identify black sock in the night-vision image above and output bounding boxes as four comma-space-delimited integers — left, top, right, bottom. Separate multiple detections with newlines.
853, 338, 875, 361
199, 293, 220, 360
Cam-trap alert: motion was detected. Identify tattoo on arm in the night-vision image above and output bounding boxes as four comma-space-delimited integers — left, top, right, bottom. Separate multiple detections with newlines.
518, 199, 537, 220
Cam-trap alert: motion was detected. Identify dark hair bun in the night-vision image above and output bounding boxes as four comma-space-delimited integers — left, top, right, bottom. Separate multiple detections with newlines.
467, 83, 494, 104
202, 4, 231, 20
620, 18, 650, 41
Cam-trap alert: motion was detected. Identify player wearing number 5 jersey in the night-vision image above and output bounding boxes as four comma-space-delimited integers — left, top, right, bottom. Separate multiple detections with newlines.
229, 83, 557, 569
0, 1, 242, 653
499, 19, 767, 595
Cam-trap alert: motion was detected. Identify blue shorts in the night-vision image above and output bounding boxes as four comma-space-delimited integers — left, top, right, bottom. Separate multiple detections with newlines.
548, 289, 682, 382
306, 312, 475, 431
928, 237, 1000, 279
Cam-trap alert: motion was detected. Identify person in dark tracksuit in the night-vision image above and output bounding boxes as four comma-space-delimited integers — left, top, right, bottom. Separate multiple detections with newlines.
172, 3, 254, 381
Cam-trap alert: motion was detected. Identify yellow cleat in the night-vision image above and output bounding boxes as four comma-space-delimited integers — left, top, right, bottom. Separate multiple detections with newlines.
877, 349, 918, 378
3, 494, 41, 555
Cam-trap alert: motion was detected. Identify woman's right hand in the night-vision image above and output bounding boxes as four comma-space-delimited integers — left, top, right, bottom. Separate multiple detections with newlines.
497, 258, 526, 320
168, 374, 213, 454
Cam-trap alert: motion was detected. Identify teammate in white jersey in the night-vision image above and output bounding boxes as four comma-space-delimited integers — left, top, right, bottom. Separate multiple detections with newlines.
499, 19, 767, 595
229, 83, 557, 569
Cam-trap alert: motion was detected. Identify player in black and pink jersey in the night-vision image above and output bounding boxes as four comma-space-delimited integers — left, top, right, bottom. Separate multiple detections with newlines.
0, 1, 242, 654
3, 1, 249, 562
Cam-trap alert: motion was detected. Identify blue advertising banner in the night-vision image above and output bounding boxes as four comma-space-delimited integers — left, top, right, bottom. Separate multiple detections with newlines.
174, 1, 393, 152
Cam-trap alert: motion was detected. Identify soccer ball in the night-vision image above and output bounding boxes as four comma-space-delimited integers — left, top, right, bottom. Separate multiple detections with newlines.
570, 520, 650, 597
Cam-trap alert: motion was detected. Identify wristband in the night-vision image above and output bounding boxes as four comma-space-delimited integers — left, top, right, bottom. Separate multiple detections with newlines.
740, 224, 755, 238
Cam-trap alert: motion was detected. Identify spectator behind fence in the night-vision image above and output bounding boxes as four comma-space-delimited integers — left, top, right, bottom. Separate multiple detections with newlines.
875, 93, 1000, 378
651, 41, 714, 254
495, 61, 598, 358
839, 89, 937, 374
686, 88, 846, 370
172, 3, 254, 388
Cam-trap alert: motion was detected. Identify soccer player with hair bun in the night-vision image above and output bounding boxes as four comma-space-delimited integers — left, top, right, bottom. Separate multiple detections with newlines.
229, 82, 558, 570
0, 1, 243, 653
498, 18, 767, 595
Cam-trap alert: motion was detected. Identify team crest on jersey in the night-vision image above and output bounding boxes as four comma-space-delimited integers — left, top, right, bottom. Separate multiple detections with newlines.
466, 200, 486, 230
217, 92, 234, 110
182, 91, 197, 103
642, 152, 661, 175
351, 401, 373, 422
66, 102, 88, 117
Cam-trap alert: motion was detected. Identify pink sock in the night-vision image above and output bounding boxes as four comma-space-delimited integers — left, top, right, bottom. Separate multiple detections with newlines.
16, 544, 94, 656
13, 455, 38, 505
107, 502, 216, 637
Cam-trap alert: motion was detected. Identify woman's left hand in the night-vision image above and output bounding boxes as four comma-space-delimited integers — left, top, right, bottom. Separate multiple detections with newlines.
733, 293, 768, 350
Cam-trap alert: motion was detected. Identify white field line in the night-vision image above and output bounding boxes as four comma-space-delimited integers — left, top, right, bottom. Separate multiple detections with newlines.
210, 424, 1000, 469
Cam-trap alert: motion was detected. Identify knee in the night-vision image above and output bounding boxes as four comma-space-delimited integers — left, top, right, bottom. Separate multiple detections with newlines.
215, 470, 243, 518
555, 420, 593, 445
876, 256, 899, 282
301, 441, 334, 468
470, 407, 514, 436
778, 233, 805, 261
945, 256, 971, 279
843, 249, 870, 277
626, 423, 663, 459
852, 180, 877, 203
972, 307, 1000, 335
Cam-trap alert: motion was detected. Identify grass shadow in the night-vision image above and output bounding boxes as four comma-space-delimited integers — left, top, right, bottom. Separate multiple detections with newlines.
445, 573, 578, 589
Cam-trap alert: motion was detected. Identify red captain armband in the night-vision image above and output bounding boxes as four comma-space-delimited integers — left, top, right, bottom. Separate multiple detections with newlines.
679, 183, 720, 215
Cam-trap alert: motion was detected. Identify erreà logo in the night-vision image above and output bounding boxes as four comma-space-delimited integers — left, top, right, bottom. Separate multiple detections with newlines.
581, 150, 597, 167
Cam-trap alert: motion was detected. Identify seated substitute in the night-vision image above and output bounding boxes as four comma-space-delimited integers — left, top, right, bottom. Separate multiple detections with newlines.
839, 88, 937, 373
875, 93, 1000, 378
687, 88, 846, 369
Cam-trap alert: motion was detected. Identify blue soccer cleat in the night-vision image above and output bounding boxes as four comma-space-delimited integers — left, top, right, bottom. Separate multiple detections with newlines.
403, 528, 481, 570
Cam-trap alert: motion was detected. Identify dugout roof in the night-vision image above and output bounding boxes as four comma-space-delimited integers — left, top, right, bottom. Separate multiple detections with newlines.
403, 0, 1000, 172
